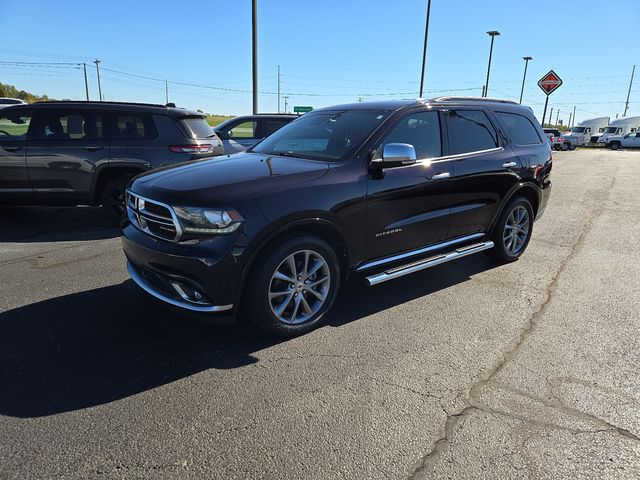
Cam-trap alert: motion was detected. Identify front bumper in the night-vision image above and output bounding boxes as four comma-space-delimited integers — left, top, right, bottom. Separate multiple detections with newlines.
122, 222, 244, 314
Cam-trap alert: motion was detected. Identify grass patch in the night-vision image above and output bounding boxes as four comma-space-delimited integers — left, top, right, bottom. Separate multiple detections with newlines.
205, 115, 234, 127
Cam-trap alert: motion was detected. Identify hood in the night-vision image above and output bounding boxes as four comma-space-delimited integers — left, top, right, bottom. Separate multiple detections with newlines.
130, 151, 331, 206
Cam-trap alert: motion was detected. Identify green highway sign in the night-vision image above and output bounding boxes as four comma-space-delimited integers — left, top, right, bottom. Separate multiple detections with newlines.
293, 106, 313, 113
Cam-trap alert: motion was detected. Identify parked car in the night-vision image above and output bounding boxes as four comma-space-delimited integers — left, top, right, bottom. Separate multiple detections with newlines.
122, 97, 552, 336
563, 116, 609, 146
543, 128, 574, 151
214, 114, 298, 154
0, 97, 26, 110
597, 116, 640, 146
0, 101, 223, 220
606, 131, 640, 150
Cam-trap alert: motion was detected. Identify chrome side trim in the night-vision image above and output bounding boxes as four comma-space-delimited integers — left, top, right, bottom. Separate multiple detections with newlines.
127, 261, 233, 313
357, 233, 485, 271
365, 241, 494, 286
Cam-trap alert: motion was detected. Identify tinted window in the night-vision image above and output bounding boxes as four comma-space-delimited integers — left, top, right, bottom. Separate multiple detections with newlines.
115, 114, 156, 139
496, 112, 542, 145
0, 110, 32, 140
380, 111, 441, 159
252, 110, 391, 161
7, 99, 23, 105
179, 116, 214, 139
447, 110, 498, 155
37, 110, 105, 140
228, 120, 256, 139
258, 119, 291, 138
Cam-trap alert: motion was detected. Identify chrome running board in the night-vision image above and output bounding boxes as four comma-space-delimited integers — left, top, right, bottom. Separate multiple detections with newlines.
365, 241, 494, 286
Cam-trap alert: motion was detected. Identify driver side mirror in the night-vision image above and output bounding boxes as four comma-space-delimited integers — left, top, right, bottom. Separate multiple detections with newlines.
371, 143, 417, 169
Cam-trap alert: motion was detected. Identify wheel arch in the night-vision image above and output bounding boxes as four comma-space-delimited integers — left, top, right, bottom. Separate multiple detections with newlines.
235, 217, 351, 307
488, 182, 541, 236
92, 165, 148, 204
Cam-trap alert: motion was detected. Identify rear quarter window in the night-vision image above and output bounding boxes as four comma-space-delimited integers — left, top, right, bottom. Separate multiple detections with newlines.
495, 112, 542, 145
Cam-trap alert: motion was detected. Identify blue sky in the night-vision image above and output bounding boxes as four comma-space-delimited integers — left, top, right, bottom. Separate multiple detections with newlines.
1, 0, 638, 124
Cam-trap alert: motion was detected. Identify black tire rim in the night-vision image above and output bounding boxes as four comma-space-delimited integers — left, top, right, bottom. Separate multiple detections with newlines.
108, 187, 125, 218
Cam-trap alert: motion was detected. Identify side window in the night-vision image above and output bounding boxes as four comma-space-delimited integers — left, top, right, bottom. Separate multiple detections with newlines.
585, 128, 591, 134
258, 119, 290, 138
38, 110, 103, 140
495, 112, 542, 145
0, 110, 33, 140
228, 120, 257, 139
379, 110, 442, 159
446, 110, 498, 155
115, 114, 156, 139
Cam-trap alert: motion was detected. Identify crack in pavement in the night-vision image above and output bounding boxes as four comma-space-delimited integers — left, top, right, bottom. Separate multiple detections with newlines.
408, 164, 628, 479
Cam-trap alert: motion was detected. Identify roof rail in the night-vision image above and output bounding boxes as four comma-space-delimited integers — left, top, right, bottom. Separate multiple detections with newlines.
30, 100, 171, 108
430, 96, 518, 105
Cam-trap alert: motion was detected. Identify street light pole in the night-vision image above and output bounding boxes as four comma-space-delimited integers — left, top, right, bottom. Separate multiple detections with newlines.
83, 63, 89, 101
519, 56, 532, 104
94, 59, 103, 101
418, 0, 432, 98
623, 64, 635, 117
252, 0, 258, 114
483, 30, 500, 97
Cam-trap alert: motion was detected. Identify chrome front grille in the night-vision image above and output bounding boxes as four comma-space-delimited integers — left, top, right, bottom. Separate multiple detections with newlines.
126, 190, 182, 242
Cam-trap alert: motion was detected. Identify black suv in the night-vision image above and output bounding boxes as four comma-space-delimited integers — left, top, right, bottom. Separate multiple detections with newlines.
0, 101, 223, 220
122, 97, 552, 336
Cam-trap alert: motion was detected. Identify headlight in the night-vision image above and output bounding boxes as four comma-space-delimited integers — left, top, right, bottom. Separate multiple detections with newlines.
173, 207, 243, 234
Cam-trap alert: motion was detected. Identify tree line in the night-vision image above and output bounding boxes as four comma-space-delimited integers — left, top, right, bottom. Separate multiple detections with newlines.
0, 81, 56, 103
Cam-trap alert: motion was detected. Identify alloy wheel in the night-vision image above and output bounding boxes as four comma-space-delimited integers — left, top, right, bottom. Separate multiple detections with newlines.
503, 206, 530, 255
268, 250, 331, 325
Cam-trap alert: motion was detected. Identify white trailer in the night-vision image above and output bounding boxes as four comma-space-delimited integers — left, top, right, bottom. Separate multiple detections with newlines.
597, 116, 640, 146
563, 116, 610, 146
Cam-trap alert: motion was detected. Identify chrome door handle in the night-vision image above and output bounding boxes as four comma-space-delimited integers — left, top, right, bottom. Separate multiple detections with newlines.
431, 172, 451, 179
84, 144, 103, 151
502, 161, 517, 168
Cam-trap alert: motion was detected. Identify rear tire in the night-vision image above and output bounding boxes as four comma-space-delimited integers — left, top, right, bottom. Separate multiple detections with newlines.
568, 144, 576, 150
487, 197, 534, 263
247, 235, 341, 336
101, 177, 129, 224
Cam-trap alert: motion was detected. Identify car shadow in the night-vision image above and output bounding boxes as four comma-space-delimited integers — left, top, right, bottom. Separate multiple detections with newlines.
0, 256, 500, 418
0, 206, 119, 243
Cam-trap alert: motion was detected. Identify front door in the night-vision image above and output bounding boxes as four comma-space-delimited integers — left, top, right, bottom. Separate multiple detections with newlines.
27, 108, 109, 202
0, 108, 34, 201
219, 119, 259, 153
365, 110, 452, 262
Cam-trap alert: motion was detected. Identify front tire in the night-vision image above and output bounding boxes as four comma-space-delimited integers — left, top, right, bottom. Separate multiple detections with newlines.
247, 236, 341, 336
610, 142, 620, 150
101, 177, 129, 223
487, 197, 534, 263
568, 144, 576, 150
561, 142, 569, 151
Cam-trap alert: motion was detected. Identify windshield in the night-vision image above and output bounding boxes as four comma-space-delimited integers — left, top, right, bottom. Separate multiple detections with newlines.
571, 127, 586, 133
251, 110, 391, 161
604, 127, 617, 133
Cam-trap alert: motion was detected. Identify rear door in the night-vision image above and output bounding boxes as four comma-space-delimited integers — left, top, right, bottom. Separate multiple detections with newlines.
0, 108, 34, 200
445, 109, 521, 238
27, 108, 109, 202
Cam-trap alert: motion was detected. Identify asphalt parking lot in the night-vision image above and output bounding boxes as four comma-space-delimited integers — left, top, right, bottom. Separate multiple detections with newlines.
1, 148, 639, 479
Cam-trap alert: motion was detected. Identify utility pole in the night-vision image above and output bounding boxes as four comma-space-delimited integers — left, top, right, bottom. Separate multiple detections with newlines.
418, 0, 432, 98
94, 59, 103, 101
483, 31, 500, 97
283, 96, 289, 114
568, 111, 572, 130
556, 109, 560, 125
623, 64, 635, 117
572, 106, 576, 127
277, 65, 281, 114
519, 56, 532, 104
83, 63, 89, 101
165, 80, 169, 104
548, 107, 553, 127
252, 0, 258, 114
